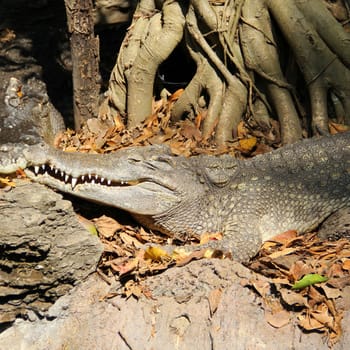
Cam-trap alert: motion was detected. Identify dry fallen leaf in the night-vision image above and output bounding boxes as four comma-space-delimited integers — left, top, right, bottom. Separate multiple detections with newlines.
119, 231, 144, 249
268, 230, 298, 245
175, 249, 206, 267
267, 247, 299, 260
124, 280, 143, 299
0, 28, 16, 43
321, 284, 343, 299
116, 257, 140, 277
342, 259, 350, 271
238, 137, 257, 153
329, 122, 350, 134
169, 88, 184, 102
208, 289, 222, 316
144, 246, 170, 262
265, 309, 290, 328
93, 215, 123, 239
279, 289, 308, 307
0, 176, 16, 187
298, 313, 325, 331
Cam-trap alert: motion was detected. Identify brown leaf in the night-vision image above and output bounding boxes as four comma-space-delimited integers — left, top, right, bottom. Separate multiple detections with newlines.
267, 247, 299, 259
308, 286, 326, 304
87, 118, 110, 138
311, 303, 334, 327
124, 280, 143, 299
169, 88, 184, 102
119, 231, 143, 249
327, 275, 350, 289
280, 289, 308, 307
289, 261, 313, 281
16, 168, 26, 178
175, 249, 206, 267
180, 121, 202, 141
195, 113, 203, 129
112, 115, 125, 132
270, 277, 291, 285
0, 28, 16, 43
236, 121, 249, 138
269, 230, 298, 245
238, 137, 257, 153
298, 313, 325, 331
329, 122, 350, 134
117, 257, 139, 276
208, 289, 222, 316
265, 310, 290, 328
252, 280, 271, 298
104, 256, 129, 269
0, 177, 16, 188
328, 263, 345, 278
102, 243, 126, 256
321, 284, 343, 299
270, 254, 301, 272
93, 215, 123, 239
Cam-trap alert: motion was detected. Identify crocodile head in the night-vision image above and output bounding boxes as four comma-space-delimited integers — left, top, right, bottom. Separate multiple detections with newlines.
22, 143, 210, 222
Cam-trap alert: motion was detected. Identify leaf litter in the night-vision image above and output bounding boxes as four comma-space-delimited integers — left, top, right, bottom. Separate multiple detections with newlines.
247, 233, 350, 346
13, 88, 350, 347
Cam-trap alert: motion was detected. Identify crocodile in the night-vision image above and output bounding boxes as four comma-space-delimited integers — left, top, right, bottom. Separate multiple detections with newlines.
1, 78, 350, 262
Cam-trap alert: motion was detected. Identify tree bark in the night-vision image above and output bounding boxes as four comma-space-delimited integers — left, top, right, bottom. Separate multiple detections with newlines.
64, 0, 101, 129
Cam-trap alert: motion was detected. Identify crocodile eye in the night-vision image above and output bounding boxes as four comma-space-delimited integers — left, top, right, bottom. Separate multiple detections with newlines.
203, 167, 230, 187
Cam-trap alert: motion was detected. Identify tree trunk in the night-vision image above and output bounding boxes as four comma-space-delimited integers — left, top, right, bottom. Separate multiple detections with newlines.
64, 0, 101, 129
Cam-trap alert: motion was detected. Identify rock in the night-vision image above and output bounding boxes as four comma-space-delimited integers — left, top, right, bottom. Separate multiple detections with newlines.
0, 180, 103, 327
1, 258, 350, 349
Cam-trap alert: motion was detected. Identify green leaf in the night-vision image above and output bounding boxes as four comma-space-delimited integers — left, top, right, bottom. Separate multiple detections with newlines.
292, 274, 328, 290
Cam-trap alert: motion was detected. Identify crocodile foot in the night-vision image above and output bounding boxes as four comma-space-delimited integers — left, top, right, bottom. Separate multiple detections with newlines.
319, 208, 350, 240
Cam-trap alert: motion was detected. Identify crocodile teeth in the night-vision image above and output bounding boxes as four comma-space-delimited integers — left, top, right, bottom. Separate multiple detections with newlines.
41, 164, 46, 170
34, 166, 39, 175
61, 171, 64, 177
81, 175, 85, 181
88, 174, 92, 180
55, 168, 58, 174
107, 179, 111, 185
91, 179, 95, 184
95, 174, 99, 180
100, 177, 105, 184
71, 177, 77, 188
65, 174, 69, 183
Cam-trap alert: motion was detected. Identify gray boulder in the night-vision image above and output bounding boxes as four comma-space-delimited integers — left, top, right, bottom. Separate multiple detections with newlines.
0, 180, 103, 326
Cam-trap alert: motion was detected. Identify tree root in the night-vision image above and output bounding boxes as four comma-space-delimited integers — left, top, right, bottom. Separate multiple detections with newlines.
267, 0, 350, 135
100, 0, 350, 145
101, 0, 186, 127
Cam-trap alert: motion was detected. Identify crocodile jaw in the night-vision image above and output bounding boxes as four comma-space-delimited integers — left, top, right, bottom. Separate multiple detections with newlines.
24, 169, 180, 216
